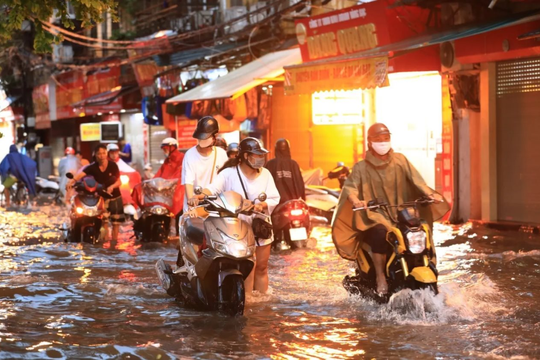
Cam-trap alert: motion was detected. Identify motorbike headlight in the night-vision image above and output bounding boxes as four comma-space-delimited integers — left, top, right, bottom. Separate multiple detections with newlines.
214, 237, 253, 258
149, 206, 168, 215
406, 231, 427, 254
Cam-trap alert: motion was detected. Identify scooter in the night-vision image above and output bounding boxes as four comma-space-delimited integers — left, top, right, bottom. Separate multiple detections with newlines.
305, 163, 349, 224
133, 177, 177, 242
155, 188, 264, 316
36, 176, 61, 204
65, 172, 110, 244
271, 199, 311, 251
342, 197, 441, 302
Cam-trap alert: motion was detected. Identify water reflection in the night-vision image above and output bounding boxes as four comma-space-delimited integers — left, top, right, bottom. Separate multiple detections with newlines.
1, 206, 540, 358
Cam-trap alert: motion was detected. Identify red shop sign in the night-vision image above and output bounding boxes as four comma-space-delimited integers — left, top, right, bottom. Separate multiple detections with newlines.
55, 70, 85, 119
32, 84, 51, 129
295, 1, 428, 63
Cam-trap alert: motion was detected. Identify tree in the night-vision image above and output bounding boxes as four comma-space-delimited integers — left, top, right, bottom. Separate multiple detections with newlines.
0, 0, 118, 53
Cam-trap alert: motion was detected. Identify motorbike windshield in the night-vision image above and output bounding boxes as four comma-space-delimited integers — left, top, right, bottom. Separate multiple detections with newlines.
214, 191, 244, 214
80, 195, 99, 207
142, 177, 178, 207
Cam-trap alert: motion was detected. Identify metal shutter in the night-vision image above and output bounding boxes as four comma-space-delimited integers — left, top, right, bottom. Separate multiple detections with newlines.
148, 125, 170, 170
496, 57, 540, 223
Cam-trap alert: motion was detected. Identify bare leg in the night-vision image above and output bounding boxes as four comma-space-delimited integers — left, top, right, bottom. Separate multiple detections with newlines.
372, 253, 388, 294
112, 223, 120, 241
254, 244, 271, 293
4, 188, 10, 207
245, 264, 255, 294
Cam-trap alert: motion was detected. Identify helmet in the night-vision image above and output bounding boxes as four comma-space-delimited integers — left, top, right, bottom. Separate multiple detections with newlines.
367, 123, 391, 139
239, 137, 269, 156
193, 116, 219, 140
161, 137, 178, 148
215, 137, 227, 150
107, 143, 119, 152
65, 147, 75, 155
227, 142, 239, 157
275, 138, 290, 152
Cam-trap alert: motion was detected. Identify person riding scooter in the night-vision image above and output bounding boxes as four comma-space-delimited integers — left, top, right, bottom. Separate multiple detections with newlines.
155, 137, 185, 221
58, 147, 81, 204
331, 123, 449, 295
226, 143, 239, 159
107, 143, 141, 209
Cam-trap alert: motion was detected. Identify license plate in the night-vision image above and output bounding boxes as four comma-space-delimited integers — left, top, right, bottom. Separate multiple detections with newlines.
289, 227, 308, 241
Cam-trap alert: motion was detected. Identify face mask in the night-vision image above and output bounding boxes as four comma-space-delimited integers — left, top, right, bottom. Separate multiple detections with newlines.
198, 137, 214, 149
371, 142, 392, 156
247, 155, 266, 169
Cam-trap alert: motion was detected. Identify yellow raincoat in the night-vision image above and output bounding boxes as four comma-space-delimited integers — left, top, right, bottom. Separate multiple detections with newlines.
331, 150, 450, 260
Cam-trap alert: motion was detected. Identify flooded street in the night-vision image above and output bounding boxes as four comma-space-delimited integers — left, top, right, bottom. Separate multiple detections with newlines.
1, 206, 540, 359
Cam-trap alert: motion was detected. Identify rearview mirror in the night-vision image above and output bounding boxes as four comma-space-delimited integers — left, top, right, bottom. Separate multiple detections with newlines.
66, 172, 74, 179
194, 186, 203, 195
258, 192, 267, 202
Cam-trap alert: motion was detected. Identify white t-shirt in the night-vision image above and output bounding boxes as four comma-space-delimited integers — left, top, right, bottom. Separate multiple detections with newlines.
207, 166, 281, 215
181, 146, 228, 209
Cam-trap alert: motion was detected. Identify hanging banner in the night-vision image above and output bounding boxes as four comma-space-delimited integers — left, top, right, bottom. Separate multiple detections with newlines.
284, 56, 389, 95
32, 84, 51, 129
55, 70, 85, 119
84, 60, 123, 115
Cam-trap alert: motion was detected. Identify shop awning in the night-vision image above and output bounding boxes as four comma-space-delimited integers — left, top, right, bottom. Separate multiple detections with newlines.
166, 48, 302, 104
72, 85, 139, 107
284, 10, 540, 95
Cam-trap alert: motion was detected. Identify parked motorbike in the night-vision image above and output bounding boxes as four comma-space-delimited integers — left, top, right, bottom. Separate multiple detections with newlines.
36, 176, 61, 204
65, 172, 110, 244
155, 188, 265, 316
305, 163, 349, 225
271, 199, 311, 251
342, 197, 440, 302
133, 177, 177, 243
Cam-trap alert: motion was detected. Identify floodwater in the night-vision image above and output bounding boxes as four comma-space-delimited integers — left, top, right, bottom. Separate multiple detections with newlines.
1, 205, 540, 359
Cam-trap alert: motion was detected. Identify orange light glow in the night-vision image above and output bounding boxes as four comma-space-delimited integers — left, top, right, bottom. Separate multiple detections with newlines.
76, 207, 83, 214
120, 175, 130, 185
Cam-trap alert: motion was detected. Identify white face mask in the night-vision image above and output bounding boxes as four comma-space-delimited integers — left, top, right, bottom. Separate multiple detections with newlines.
198, 137, 214, 149
371, 142, 392, 156
247, 155, 266, 169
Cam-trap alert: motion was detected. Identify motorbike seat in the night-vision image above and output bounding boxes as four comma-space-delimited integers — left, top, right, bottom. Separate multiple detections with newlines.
185, 217, 205, 246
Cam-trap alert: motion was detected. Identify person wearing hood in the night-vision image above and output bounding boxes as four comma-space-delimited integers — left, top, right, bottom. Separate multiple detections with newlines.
331, 123, 450, 295
58, 147, 82, 204
0, 144, 37, 207
265, 138, 305, 204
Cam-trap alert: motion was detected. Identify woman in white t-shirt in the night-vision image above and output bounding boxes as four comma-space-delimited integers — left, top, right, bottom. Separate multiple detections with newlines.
196, 137, 280, 294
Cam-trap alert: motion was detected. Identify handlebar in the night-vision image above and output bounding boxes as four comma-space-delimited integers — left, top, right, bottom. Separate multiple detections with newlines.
353, 197, 443, 212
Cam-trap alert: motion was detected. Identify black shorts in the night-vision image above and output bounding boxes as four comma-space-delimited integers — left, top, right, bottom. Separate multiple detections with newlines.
105, 196, 125, 224
363, 225, 390, 254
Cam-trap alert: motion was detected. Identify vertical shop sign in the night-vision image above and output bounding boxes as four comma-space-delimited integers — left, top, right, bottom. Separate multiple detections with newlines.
32, 84, 51, 129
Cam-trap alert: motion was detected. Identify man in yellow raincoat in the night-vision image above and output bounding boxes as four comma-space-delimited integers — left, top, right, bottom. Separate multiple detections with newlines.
332, 123, 450, 294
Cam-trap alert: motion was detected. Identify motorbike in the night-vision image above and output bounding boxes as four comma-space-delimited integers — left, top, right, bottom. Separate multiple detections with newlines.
36, 176, 61, 204
155, 188, 265, 316
342, 197, 440, 302
133, 177, 177, 243
305, 163, 349, 224
271, 199, 311, 251
65, 172, 110, 244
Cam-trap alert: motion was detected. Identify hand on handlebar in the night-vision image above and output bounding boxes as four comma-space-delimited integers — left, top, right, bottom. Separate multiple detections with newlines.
428, 193, 444, 203
188, 196, 200, 207
352, 200, 367, 210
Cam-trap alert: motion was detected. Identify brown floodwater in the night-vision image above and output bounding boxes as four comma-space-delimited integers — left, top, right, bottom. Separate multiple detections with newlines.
1, 206, 540, 359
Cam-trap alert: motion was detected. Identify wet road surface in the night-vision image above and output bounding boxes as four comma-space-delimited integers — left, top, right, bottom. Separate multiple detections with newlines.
1, 205, 540, 359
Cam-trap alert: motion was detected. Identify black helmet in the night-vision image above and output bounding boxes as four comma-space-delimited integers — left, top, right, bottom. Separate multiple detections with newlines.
367, 123, 391, 139
215, 137, 227, 150
193, 116, 219, 140
239, 137, 269, 156
275, 138, 291, 159
227, 142, 239, 157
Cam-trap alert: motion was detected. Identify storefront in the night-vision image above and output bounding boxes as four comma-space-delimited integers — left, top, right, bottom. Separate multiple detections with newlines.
452, 14, 540, 223
165, 48, 302, 150
281, 1, 447, 192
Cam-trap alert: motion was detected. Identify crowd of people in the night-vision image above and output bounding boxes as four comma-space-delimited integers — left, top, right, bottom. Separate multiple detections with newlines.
0, 116, 447, 297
